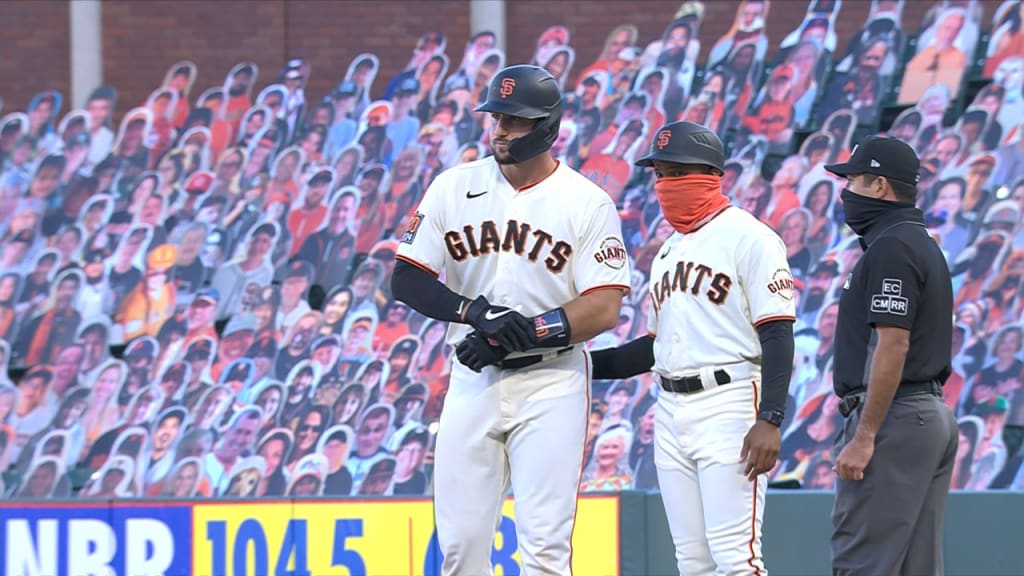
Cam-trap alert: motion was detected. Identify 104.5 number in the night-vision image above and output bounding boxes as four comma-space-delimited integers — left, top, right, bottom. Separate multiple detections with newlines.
205, 516, 522, 576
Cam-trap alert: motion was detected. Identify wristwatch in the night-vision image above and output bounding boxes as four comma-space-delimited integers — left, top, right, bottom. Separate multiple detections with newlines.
758, 409, 785, 428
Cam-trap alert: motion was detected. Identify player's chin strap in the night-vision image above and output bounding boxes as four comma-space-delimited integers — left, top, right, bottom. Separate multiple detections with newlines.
531, 307, 571, 348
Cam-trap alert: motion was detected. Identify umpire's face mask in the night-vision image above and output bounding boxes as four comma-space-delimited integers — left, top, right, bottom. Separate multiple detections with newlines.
840, 187, 905, 236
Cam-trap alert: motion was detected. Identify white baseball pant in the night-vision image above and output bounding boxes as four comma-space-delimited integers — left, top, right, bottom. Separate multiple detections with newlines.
655, 378, 767, 576
433, 349, 590, 575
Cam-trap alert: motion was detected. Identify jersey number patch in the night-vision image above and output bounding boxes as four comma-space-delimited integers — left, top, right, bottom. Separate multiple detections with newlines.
402, 211, 425, 245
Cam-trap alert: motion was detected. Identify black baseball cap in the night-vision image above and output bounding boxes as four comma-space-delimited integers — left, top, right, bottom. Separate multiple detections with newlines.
824, 136, 920, 186
308, 169, 333, 187
284, 259, 313, 281
185, 338, 214, 360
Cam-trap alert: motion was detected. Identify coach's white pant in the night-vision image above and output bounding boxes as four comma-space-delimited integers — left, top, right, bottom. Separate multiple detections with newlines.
655, 379, 768, 576
433, 350, 589, 576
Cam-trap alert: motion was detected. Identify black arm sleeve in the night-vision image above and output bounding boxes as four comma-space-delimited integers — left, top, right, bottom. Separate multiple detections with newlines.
391, 260, 467, 323
756, 319, 795, 414
590, 335, 655, 380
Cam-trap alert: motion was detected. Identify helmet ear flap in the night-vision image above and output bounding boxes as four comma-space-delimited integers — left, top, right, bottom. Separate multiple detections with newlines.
507, 109, 562, 163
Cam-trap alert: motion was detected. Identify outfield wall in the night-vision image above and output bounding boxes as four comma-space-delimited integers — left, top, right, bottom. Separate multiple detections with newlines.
2, 491, 1021, 576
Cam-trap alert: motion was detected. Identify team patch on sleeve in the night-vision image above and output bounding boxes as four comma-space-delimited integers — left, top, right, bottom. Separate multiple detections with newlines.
401, 211, 425, 245
870, 278, 909, 315
593, 236, 627, 269
766, 268, 794, 301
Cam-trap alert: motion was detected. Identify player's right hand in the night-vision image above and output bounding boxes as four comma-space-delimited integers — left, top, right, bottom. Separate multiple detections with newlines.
462, 295, 536, 351
455, 331, 510, 372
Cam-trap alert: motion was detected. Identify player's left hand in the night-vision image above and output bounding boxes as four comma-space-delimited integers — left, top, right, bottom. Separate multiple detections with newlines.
463, 295, 537, 352
740, 420, 781, 481
455, 331, 510, 372
834, 433, 874, 481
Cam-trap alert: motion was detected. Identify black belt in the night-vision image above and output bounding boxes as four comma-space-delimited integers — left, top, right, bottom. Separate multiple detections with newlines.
838, 380, 943, 418
660, 369, 732, 394
497, 347, 574, 370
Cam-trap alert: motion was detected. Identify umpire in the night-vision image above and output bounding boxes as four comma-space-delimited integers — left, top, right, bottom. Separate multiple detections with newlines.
824, 137, 957, 576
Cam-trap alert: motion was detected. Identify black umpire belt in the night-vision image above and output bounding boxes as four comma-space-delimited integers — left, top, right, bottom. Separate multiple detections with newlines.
497, 347, 574, 370
838, 380, 944, 418
659, 363, 756, 394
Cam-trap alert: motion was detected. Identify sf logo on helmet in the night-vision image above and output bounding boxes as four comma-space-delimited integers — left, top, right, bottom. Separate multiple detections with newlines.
657, 129, 672, 150
500, 78, 516, 98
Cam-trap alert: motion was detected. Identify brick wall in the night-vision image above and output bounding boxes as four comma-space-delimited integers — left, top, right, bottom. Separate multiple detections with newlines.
0, 0, 69, 116
282, 0, 470, 111
101, 1, 287, 115
0, 0, 1007, 123
101, 0, 470, 119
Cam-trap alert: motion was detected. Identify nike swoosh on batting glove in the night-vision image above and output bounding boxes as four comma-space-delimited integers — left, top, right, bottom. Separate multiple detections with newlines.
462, 295, 536, 351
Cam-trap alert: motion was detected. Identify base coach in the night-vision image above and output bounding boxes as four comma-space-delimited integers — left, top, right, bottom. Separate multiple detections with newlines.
824, 137, 957, 575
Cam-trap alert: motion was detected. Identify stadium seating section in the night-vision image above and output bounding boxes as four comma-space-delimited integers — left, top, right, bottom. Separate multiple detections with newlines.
2, 0, 1024, 499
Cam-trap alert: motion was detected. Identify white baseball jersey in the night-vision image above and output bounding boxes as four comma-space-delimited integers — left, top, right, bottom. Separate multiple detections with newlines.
647, 206, 796, 376
396, 157, 632, 353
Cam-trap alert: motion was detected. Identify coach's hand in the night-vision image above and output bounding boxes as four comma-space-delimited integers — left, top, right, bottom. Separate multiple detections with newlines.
462, 295, 536, 351
455, 331, 510, 373
834, 432, 874, 481
740, 421, 780, 481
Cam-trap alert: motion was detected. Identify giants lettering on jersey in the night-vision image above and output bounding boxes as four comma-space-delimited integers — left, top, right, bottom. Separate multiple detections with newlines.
444, 219, 573, 273
766, 269, 795, 301
594, 237, 627, 270
649, 259, 733, 313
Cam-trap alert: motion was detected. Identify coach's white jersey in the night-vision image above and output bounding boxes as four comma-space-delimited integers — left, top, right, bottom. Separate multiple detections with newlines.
397, 157, 632, 349
647, 206, 796, 377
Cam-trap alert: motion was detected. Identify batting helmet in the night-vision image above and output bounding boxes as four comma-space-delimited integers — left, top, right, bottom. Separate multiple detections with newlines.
475, 64, 562, 163
634, 121, 725, 173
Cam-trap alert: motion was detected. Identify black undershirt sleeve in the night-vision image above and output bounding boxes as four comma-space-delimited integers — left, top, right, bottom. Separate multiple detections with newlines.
590, 335, 655, 380
391, 260, 467, 323
756, 319, 795, 414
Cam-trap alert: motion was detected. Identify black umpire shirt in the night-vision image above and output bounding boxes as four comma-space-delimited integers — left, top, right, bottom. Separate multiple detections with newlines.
833, 206, 953, 397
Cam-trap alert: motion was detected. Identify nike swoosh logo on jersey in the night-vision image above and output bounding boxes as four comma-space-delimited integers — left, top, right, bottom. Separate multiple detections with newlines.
483, 308, 512, 320
659, 249, 670, 259
466, 190, 488, 199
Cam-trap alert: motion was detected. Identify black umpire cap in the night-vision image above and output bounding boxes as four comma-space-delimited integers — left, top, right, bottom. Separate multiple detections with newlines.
824, 136, 920, 186
634, 120, 725, 173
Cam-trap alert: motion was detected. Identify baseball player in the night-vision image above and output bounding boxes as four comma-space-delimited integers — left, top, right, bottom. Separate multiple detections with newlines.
392, 64, 631, 575
589, 121, 795, 575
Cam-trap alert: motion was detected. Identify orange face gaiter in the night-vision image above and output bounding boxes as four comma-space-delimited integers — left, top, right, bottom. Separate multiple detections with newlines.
654, 174, 730, 234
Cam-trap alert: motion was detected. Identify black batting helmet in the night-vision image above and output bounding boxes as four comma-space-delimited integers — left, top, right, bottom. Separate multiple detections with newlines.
475, 64, 562, 163
634, 121, 725, 173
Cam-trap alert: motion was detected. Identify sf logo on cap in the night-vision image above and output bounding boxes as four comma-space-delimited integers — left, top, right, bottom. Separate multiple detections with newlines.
657, 129, 672, 149
500, 78, 516, 98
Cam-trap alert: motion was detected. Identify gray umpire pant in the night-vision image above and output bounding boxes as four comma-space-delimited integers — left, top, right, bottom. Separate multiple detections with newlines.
831, 391, 958, 576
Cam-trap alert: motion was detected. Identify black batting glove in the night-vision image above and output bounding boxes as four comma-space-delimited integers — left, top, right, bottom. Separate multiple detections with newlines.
461, 295, 537, 352
455, 331, 510, 372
